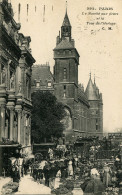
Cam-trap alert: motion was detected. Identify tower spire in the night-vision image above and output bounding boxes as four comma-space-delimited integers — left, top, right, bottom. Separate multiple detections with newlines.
66, 1, 67, 14
18, 3, 21, 22
89, 72, 91, 79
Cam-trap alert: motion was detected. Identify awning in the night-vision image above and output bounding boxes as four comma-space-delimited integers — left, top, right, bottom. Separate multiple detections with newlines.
0, 144, 19, 147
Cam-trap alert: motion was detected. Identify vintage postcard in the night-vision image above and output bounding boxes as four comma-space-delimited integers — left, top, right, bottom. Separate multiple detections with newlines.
0, 0, 122, 194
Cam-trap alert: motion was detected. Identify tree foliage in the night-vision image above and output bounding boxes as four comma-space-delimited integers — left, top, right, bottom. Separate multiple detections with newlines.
31, 91, 66, 143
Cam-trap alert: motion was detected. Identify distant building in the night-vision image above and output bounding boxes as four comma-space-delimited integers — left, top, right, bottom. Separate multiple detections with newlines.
31, 64, 54, 93
31, 9, 103, 142
0, 0, 35, 152
108, 132, 122, 144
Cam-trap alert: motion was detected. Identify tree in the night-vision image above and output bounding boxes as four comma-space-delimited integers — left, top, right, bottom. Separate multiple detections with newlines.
31, 91, 66, 143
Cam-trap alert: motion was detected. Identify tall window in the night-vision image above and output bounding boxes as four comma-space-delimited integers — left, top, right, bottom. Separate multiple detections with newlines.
64, 68, 67, 79
96, 125, 98, 130
96, 118, 98, 130
63, 92, 66, 98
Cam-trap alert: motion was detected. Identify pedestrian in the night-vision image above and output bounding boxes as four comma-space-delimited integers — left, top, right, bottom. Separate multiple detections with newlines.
68, 159, 73, 176
43, 164, 50, 187
18, 158, 23, 178
48, 148, 53, 160
103, 163, 111, 187
49, 163, 57, 189
38, 169, 44, 184
11, 162, 20, 183
72, 155, 78, 173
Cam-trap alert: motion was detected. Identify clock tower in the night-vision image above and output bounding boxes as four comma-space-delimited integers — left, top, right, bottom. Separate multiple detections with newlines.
53, 9, 80, 140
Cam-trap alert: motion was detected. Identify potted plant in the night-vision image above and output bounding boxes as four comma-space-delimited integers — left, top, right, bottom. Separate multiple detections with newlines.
64, 180, 74, 192
51, 184, 73, 195
2, 181, 19, 194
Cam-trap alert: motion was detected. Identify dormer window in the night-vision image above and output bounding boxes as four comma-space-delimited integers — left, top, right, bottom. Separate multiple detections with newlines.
48, 81, 52, 87
36, 82, 40, 87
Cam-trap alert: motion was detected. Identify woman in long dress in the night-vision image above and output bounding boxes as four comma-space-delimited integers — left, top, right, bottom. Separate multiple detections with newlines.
103, 163, 111, 187
68, 160, 73, 176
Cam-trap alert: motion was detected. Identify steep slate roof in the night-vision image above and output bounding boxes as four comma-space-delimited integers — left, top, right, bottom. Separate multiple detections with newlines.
54, 38, 74, 50
85, 76, 98, 100
62, 11, 71, 26
78, 87, 89, 106
31, 65, 53, 86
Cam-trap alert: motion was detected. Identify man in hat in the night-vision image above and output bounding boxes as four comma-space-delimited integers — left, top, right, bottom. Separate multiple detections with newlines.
49, 162, 58, 189
43, 164, 50, 187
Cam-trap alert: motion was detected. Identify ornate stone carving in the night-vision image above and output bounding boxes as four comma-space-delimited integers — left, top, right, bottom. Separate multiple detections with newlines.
8, 59, 12, 65
9, 107, 14, 112
1, 67, 6, 84
10, 73, 15, 89
18, 81, 21, 93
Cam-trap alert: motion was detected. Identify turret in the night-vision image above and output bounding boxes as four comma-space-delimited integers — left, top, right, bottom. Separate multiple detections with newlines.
61, 9, 71, 41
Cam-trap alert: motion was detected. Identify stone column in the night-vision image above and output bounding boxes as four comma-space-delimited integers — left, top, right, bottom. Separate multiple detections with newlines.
29, 116, 31, 145
0, 105, 5, 139
19, 55, 26, 96
9, 107, 14, 140
17, 110, 22, 144
0, 62, 2, 85
22, 111, 26, 146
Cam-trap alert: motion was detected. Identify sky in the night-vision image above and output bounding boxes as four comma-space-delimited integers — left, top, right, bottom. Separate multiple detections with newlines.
11, 0, 122, 133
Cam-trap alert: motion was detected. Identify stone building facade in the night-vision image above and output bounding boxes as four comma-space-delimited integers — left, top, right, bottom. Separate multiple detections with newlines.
32, 10, 103, 141
0, 0, 35, 151
31, 64, 54, 94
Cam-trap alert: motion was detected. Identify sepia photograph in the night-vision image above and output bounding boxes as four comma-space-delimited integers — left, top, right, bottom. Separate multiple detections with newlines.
0, 0, 122, 194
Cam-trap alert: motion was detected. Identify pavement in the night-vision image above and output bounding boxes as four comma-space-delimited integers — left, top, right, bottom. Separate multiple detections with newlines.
0, 175, 83, 195
15, 175, 51, 194
15, 174, 83, 195
0, 177, 12, 194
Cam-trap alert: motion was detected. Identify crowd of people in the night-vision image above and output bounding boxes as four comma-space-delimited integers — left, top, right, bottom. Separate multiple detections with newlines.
5, 137, 122, 194
31, 156, 78, 189
26, 150, 121, 194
